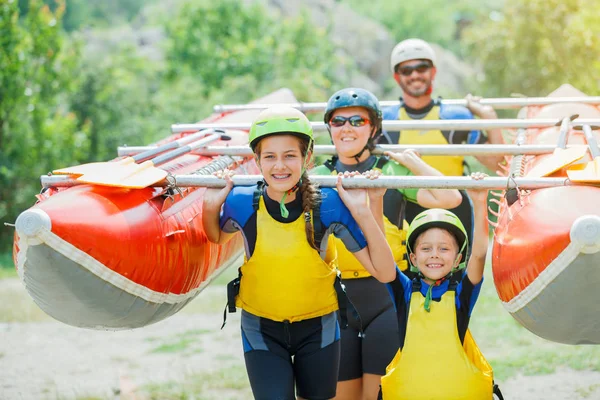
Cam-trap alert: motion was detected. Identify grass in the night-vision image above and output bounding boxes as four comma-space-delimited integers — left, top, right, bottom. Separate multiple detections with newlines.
140, 364, 252, 400
147, 329, 211, 354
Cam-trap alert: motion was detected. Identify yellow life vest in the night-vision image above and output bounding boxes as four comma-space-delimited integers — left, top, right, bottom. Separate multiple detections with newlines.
398, 105, 464, 176
236, 196, 338, 322
381, 286, 493, 399
312, 160, 409, 278
336, 219, 408, 279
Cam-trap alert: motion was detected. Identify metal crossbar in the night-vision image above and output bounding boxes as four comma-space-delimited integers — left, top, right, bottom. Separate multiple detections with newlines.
117, 144, 590, 157
212, 97, 600, 113
171, 119, 600, 133
42, 174, 590, 190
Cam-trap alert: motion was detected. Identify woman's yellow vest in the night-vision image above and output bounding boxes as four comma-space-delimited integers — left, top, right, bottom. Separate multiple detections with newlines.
397, 105, 464, 176
312, 159, 410, 278
381, 285, 493, 399
236, 196, 339, 322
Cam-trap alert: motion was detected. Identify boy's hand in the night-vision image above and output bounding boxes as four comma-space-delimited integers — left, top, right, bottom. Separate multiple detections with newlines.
466, 172, 489, 202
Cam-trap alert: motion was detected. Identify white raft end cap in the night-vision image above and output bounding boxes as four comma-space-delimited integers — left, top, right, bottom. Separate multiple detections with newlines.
570, 215, 600, 254
15, 208, 52, 240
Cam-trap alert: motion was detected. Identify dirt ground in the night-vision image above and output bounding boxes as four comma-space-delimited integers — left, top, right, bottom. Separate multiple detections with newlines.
1, 280, 600, 400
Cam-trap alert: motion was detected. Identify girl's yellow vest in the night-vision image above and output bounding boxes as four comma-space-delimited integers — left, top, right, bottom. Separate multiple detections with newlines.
397, 106, 464, 176
381, 287, 493, 399
236, 196, 338, 322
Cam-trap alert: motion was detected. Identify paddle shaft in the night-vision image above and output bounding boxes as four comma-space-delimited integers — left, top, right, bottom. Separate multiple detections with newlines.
212, 97, 600, 113
42, 174, 583, 190
581, 125, 600, 158
172, 118, 600, 133
118, 144, 592, 157
132, 129, 223, 163
149, 134, 221, 166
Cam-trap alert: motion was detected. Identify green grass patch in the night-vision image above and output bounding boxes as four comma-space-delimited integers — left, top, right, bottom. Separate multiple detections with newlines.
470, 266, 600, 381
148, 329, 211, 354
141, 364, 252, 400
577, 383, 600, 398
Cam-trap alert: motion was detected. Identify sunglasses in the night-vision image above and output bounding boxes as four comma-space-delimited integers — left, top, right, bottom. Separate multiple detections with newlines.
396, 62, 432, 76
329, 115, 371, 128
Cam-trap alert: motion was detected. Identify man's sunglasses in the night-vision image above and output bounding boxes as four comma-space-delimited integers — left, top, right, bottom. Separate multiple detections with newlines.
395, 62, 432, 76
329, 115, 371, 128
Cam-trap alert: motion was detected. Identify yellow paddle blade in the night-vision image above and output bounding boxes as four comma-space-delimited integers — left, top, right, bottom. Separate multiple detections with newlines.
526, 146, 588, 178
53, 157, 135, 176
567, 157, 600, 182
76, 160, 168, 188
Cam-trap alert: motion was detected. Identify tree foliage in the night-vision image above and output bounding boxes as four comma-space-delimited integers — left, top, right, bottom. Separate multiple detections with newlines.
0, 0, 82, 248
342, 0, 495, 52
464, 0, 600, 96
164, 0, 348, 100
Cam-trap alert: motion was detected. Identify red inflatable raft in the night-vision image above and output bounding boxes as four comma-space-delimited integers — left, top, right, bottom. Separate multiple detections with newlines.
492, 85, 600, 345
12, 89, 298, 330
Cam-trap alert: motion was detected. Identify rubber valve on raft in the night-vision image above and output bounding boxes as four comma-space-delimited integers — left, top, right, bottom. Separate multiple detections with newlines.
15, 209, 52, 244
570, 215, 600, 254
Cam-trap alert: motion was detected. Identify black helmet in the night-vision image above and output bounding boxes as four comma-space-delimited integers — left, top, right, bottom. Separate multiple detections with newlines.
324, 88, 383, 160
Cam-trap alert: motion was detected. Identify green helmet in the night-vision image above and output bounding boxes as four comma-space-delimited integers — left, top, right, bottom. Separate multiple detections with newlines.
248, 106, 313, 151
324, 88, 383, 136
406, 208, 468, 272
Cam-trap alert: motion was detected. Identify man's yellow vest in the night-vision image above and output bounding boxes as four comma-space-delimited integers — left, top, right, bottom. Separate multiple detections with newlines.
397, 106, 464, 176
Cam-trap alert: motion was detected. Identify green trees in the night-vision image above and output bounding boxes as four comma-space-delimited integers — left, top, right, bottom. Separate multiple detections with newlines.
464, 0, 600, 96
165, 0, 346, 102
0, 0, 81, 248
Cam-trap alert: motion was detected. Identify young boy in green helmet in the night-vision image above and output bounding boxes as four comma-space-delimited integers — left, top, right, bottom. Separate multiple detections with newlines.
380, 172, 503, 399
311, 87, 462, 400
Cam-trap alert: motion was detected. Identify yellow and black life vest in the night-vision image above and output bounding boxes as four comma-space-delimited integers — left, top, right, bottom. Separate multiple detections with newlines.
396, 104, 464, 176
313, 157, 409, 278
381, 278, 494, 399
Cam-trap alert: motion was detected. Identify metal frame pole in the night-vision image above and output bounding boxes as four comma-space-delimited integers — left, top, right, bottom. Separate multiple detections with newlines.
41, 174, 586, 190
171, 119, 600, 133
212, 97, 600, 113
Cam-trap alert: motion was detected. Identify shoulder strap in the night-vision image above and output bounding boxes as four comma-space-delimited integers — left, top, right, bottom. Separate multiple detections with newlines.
323, 157, 337, 173
411, 277, 422, 293
312, 198, 323, 247
252, 181, 265, 211
375, 155, 389, 170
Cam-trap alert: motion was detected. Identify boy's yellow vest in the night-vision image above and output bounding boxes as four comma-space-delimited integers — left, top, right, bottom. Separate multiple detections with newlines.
381, 287, 493, 399
397, 106, 464, 176
236, 196, 338, 322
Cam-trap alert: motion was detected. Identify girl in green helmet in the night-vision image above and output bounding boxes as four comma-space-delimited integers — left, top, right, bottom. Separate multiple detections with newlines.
202, 106, 396, 400
380, 172, 503, 399
312, 87, 462, 400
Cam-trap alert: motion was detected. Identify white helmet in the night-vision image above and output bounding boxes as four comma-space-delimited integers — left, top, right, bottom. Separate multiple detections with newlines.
390, 38, 436, 73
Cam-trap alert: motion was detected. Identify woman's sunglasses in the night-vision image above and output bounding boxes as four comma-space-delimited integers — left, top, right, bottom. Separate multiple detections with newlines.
395, 62, 432, 76
329, 115, 371, 128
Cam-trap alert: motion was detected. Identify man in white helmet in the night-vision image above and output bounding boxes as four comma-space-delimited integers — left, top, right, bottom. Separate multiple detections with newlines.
381, 38, 505, 250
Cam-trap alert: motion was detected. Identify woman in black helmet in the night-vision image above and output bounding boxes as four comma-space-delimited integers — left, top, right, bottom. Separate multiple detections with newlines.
312, 87, 462, 400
